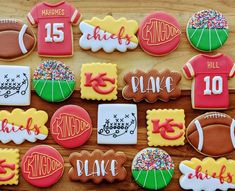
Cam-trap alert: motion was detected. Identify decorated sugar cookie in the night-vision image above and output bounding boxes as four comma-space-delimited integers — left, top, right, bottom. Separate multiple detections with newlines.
0, 149, 19, 185
0, 65, 30, 106
132, 148, 174, 190
122, 69, 181, 102
0, 19, 36, 61
182, 54, 235, 109
80, 63, 117, 101
179, 157, 235, 191
0, 108, 48, 144
68, 149, 127, 184
50, 105, 92, 148
79, 16, 138, 53
97, 104, 137, 144
21, 145, 64, 188
187, 9, 229, 52
138, 12, 181, 56
27, 1, 81, 57
147, 109, 185, 146
187, 112, 235, 157
33, 60, 75, 102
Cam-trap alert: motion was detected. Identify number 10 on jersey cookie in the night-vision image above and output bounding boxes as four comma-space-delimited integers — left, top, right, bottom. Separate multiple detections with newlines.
27, 1, 81, 57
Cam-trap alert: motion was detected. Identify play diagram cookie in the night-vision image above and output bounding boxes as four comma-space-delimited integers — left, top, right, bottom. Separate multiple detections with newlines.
0, 149, 19, 185
179, 157, 235, 191
0, 108, 48, 144
132, 148, 174, 190
33, 60, 75, 102
79, 16, 138, 53
187, 9, 229, 52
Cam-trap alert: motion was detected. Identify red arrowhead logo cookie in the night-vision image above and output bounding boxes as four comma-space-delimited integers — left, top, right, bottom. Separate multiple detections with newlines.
21, 145, 64, 188
50, 105, 92, 148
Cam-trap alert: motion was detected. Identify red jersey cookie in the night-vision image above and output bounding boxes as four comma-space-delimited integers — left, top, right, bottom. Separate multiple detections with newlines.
21, 145, 64, 188
138, 12, 181, 56
182, 54, 235, 109
27, 1, 81, 57
50, 105, 92, 148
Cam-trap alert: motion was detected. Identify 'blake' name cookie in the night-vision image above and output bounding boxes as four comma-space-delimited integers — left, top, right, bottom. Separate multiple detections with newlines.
122, 69, 181, 102
79, 16, 138, 53
179, 158, 235, 191
68, 149, 127, 184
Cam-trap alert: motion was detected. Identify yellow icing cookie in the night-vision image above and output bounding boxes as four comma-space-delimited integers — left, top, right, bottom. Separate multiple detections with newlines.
179, 157, 235, 191
80, 63, 117, 101
146, 109, 185, 146
0, 149, 19, 185
0, 108, 48, 144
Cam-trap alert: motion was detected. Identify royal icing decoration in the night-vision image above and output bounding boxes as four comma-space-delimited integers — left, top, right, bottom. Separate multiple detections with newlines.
187, 112, 235, 157
138, 12, 181, 56
132, 148, 174, 190
51, 105, 92, 148
187, 9, 229, 52
0, 149, 19, 185
79, 16, 138, 53
68, 149, 127, 184
97, 104, 137, 144
182, 54, 235, 109
0, 19, 36, 61
80, 63, 117, 101
0, 65, 30, 106
0, 108, 48, 144
27, 1, 81, 56
147, 109, 185, 146
33, 60, 75, 102
21, 145, 64, 188
179, 157, 235, 191
122, 69, 181, 102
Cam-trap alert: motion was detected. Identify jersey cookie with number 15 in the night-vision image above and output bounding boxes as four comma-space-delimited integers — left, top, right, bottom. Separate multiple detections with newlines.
182, 54, 235, 110
27, 1, 81, 57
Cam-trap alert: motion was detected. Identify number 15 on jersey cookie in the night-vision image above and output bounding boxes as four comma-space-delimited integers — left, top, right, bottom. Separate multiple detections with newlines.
27, 1, 81, 57
182, 54, 235, 110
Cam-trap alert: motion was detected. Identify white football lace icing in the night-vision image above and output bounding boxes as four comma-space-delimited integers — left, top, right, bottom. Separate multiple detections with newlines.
204, 112, 227, 119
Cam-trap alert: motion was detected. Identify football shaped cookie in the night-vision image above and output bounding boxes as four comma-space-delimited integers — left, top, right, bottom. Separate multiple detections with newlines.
186, 112, 235, 157
0, 19, 36, 61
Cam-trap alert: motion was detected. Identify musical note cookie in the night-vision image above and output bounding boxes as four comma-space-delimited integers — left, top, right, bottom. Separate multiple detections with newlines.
80, 63, 117, 101
179, 158, 235, 191
21, 145, 64, 188
50, 105, 92, 148
0, 65, 30, 105
122, 69, 181, 102
68, 149, 127, 184
187, 9, 229, 52
97, 104, 137, 144
0, 149, 19, 185
138, 12, 181, 56
132, 148, 174, 190
147, 109, 185, 146
0, 108, 48, 144
79, 16, 138, 53
33, 60, 75, 102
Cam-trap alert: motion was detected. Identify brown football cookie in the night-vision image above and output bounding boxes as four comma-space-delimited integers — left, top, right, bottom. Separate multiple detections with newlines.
68, 149, 127, 184
122, 69, 181, 103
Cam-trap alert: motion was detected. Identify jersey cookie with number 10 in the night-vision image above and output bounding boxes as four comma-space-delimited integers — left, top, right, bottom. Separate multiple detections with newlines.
182, 54, 235, 110
27, 1, 81, 57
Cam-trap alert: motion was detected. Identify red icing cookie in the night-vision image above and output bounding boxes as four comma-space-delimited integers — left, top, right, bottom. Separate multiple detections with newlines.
21, 145, 64, 188
50, 105, 92, 148
138, 12, 181, 56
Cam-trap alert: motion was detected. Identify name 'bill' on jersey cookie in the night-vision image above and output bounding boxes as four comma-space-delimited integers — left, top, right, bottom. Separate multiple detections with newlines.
182, 54, 235, 110
27, 1, 81, 57
179, 158, 235, 191
79, 16, 138, 53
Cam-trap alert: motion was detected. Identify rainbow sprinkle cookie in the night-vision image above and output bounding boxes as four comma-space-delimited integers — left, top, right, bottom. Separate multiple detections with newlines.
33, 60, 75, 102
132, 148, 174, 190
187, 9, 229, 52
